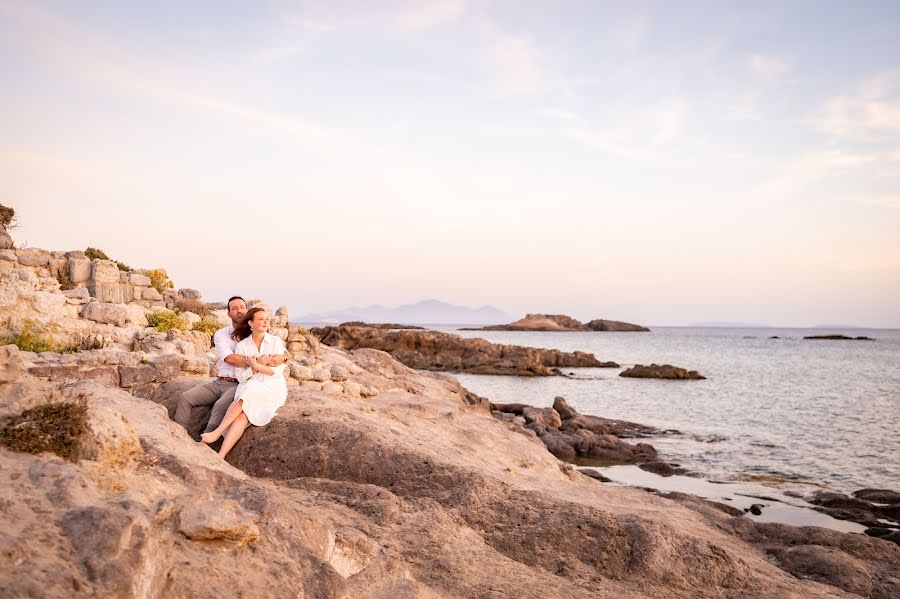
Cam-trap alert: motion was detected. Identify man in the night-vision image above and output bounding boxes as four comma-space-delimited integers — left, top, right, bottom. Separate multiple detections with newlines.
174, 295, 288, 435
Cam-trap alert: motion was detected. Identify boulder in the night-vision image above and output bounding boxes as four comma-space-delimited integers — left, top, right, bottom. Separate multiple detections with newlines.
289, 363, 313, 381
166, 329, 211, 353
0, 249, 16, 261
330, 364, 349, 381
15, 248, 51, 267
853, 489, 900, 504
0, 344, 26, 383
129, 273, 151, 287
118, 364, 157, 387
0, 285, 17, 307
82, 303, 147, 328
151, 355, 184, 383
181, 356, 211, 375
342, 381, 362, 397
522, 406, 562, 429
32, 290, 66, 315
142, 287, 163, 301
68, 258, 92, 284
90, 260, 120, 284
620, 364, 706, 380
178, 288, 202, 300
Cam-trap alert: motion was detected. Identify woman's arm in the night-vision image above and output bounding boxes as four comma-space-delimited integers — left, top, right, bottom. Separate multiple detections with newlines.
248, 356, 275, 377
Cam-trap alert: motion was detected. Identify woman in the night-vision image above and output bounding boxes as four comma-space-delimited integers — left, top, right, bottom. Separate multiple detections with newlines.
200, 307, 287, 457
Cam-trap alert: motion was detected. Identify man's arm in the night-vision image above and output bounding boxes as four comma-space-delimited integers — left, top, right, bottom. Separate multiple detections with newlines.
224, 354, 249, 366
257, 352, 289, 366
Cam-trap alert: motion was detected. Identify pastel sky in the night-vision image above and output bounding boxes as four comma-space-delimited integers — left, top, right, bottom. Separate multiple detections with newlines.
2, 0, 899, 327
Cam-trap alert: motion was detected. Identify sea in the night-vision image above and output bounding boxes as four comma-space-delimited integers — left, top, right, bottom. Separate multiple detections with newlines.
433, 326, 900, 501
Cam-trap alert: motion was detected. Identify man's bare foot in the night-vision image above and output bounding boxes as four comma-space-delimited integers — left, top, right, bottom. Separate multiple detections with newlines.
200, 431, 219, 444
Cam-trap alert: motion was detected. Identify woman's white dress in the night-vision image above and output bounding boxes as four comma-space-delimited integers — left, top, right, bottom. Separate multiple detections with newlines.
234, 333, 287, 426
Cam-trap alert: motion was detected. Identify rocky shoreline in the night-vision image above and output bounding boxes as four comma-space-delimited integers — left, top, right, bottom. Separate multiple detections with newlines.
311, 323, 619, 376
1, 221, 899, 597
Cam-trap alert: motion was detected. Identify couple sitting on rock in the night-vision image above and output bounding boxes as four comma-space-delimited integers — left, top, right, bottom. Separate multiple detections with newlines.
175, 296, 288, 458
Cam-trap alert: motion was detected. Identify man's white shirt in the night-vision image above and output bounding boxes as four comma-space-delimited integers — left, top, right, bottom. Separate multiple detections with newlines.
213, 325, 239, 378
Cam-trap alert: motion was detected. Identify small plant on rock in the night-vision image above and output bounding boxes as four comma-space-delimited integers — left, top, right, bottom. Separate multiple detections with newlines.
84, 247, 131, 271
0, 204, 16, 229
84, 247, 110, 261
175, 297, 210, 317
147, 269, 174, 294
192, 317, 220, 337
146, 310, 186, 332
0, 397, 89, 461
3, 320, 58, 353
55, 268, 76, 291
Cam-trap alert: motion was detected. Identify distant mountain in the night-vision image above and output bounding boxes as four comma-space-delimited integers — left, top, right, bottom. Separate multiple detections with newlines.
298, 299, 512, 325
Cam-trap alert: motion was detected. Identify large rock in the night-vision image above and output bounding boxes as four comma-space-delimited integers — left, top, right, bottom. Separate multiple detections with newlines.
0, 285, 17, 307
141, 287, 163, 301
82, 302, 147, 327
15, 248, 51, 267
128, 272, 151, 287
32, 290, 66, 315
620, 364, 706, 380
311, 324, 612, 376
90, 260, 120, 284
67, 258, 92, 283
493, 398, 660, 466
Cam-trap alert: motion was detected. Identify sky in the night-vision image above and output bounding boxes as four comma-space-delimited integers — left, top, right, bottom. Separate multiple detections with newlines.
1, 0, 899, 327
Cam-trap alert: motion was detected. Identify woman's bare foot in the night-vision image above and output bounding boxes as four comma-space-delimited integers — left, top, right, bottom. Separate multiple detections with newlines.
200, 431, 220, 444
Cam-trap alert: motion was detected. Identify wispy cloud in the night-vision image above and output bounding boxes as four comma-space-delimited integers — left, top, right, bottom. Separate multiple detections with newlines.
813, 70, 900, 141
748, 53, 789, 79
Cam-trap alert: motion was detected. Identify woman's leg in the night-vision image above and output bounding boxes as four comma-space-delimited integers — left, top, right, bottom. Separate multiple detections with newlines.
218, 412, 249, 458
200, 398, 244, 444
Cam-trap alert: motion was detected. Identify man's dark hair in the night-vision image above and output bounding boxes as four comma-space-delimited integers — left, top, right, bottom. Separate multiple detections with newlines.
227, 296, 246, 310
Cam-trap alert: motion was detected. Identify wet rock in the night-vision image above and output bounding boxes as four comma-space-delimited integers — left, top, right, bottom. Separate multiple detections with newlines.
579, 469, 612, 482
854, 489, 900, 504
620, 364, 706, 380
748, 504, 764, 516
639, 461, 676, 477
809, 492, 874, 510
803, 334, 874, 340
521, 406, 562, 429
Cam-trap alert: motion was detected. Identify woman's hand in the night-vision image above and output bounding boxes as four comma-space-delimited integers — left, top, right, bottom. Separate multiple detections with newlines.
248, 356, 259, 372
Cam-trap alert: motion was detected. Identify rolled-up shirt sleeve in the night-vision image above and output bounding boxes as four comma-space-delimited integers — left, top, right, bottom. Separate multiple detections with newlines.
213, 328, 233, 365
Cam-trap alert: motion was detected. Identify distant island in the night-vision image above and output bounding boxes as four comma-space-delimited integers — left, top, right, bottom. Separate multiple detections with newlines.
461, 313, 649, 332
299, 299, 511, 325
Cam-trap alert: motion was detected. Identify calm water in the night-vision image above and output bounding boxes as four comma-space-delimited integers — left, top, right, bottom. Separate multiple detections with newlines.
439, 326, 900, 495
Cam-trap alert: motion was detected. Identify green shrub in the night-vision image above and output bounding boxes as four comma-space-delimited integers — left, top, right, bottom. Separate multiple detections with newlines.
3, 320, 57, 353
147, 269, 174, 294
146, 310, 186, 332
55, 268, 75, 291
0, 397, 88, 461
1, 320, 105, 354
84, 247, 110, 261
192, 317, 220, 337
85, 247, 131, 271
0, 204, 15, 228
